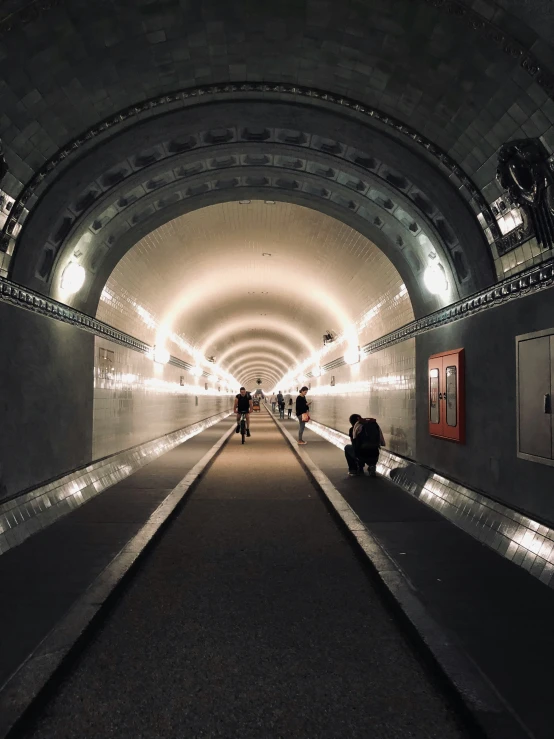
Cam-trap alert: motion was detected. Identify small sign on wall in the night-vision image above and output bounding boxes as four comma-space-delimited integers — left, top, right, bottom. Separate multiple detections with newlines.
98, 348, 114, 380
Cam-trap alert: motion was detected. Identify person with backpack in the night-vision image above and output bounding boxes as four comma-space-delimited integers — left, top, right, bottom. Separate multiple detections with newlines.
346, 414, 385, 476
277, 390, 285, 419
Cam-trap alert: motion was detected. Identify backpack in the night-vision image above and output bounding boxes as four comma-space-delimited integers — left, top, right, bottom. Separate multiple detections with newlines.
354, 419, 381, 451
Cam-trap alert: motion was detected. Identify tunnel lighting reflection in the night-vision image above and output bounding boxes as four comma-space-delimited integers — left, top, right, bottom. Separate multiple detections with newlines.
423, 263, 449, 295
152, 346, 170, 364
276, 281, 410, 390
344, 346, 360, 365
190, 365, 203, 377
60, 262, 86, 295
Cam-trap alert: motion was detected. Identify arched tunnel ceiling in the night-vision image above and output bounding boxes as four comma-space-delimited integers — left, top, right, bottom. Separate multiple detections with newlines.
0, 0, 553, 298
96, 201, 414, 387
8, 98, 492, 319
0, 0, 552, 202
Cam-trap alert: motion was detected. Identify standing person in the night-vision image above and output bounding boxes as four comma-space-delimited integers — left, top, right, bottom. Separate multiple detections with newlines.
286, 394, 293, 419
344, 414, 362, 476
234, 387, 253, 437
270, 393, 277, 412
352, 416, 385, 477
296, 386, 310, 445
277, 390, 285, 419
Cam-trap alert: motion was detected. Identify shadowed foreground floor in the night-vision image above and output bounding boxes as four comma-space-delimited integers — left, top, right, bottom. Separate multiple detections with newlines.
21, 413, 468, 738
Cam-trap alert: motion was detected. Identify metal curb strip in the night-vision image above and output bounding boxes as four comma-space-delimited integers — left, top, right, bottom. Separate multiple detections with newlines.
270, 414, 536, 739
0, 410, 234, 557
0, 421, 235, 739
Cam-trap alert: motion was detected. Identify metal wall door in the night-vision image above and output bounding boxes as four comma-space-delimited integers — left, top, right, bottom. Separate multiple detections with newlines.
517, 335, 552, 460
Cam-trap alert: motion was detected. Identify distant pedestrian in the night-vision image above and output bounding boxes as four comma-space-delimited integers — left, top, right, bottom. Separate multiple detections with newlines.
277, 390, 285, 419
286, 394, 293, 419
352, 416, 385, 477
270, 393, 277, 412
296, 386, 310, 445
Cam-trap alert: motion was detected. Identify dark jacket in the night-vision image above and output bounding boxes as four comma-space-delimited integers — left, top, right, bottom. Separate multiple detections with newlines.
296, 394, 309, 418
352, 418, 385, 448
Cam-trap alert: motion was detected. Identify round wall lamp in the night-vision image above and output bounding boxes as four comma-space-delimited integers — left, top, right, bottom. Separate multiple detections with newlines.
152, 346, 170, 364
60, 262, 86, 295
344, 346, 361, 365
423, 263, 449, 295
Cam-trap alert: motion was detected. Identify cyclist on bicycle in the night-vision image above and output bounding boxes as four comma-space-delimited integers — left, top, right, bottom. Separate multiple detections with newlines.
234, 387, 253, 436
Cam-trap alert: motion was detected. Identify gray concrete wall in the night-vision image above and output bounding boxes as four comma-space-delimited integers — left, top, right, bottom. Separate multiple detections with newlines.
416, 287, 554, 523
0, 302, 94, 500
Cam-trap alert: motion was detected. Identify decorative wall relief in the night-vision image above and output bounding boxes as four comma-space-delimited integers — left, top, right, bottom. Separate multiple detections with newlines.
497, 139, 554, 254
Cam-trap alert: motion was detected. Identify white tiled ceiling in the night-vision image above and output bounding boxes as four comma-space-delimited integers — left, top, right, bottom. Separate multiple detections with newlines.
97, 201, 413, 385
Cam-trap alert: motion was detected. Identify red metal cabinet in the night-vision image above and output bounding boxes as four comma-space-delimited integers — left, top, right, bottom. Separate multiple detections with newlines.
428, 348, 465, 443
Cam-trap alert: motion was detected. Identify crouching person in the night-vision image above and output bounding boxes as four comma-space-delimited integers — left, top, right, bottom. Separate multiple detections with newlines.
345, 414, 362, 476
352, 416, 385, 477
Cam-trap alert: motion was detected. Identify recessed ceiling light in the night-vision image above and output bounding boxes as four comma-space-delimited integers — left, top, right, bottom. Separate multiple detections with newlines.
239, 200, 251, 204
264, 200, 275, 205
60, 262, 86, 294
262, 253, 271, 257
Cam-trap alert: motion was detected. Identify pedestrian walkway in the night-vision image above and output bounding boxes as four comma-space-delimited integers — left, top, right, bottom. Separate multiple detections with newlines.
12, 413, 467, 739
291, 421, 554, 739
0, 422, 230, 692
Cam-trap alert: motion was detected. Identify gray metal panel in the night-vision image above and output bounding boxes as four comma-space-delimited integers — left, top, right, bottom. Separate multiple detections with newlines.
551, 335, 554, 462
518, 336, 551, 460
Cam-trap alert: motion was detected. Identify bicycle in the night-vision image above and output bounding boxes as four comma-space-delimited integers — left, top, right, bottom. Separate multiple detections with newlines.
238, 411, 248, 444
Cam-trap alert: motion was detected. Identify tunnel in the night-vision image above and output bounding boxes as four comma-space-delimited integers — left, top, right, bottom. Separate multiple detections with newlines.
1, 1, 554, 737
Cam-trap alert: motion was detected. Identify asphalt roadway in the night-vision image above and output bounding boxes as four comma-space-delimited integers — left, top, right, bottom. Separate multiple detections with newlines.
19, 413, 469, 739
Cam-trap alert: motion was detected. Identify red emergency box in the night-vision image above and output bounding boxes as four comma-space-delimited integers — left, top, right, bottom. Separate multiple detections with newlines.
428, 348, 465, 443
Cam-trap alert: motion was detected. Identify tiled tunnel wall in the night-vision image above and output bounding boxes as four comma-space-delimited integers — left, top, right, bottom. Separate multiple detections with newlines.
0, 302, 94, 501
93, 337, 233, 460
305, 340, 416, 459
1, 0, 553, 205
0, 299, 233, 502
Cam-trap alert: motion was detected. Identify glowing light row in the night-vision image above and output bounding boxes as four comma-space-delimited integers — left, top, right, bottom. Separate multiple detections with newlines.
95, 373, 233, 395
100, 288, 239, 387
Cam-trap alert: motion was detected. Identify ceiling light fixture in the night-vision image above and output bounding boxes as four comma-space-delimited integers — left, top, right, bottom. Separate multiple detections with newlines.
60, 262, 86, 295
423, 263, 449, 295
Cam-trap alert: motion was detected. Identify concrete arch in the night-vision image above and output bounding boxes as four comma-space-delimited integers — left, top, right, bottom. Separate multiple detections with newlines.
11, 99, 492, 322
